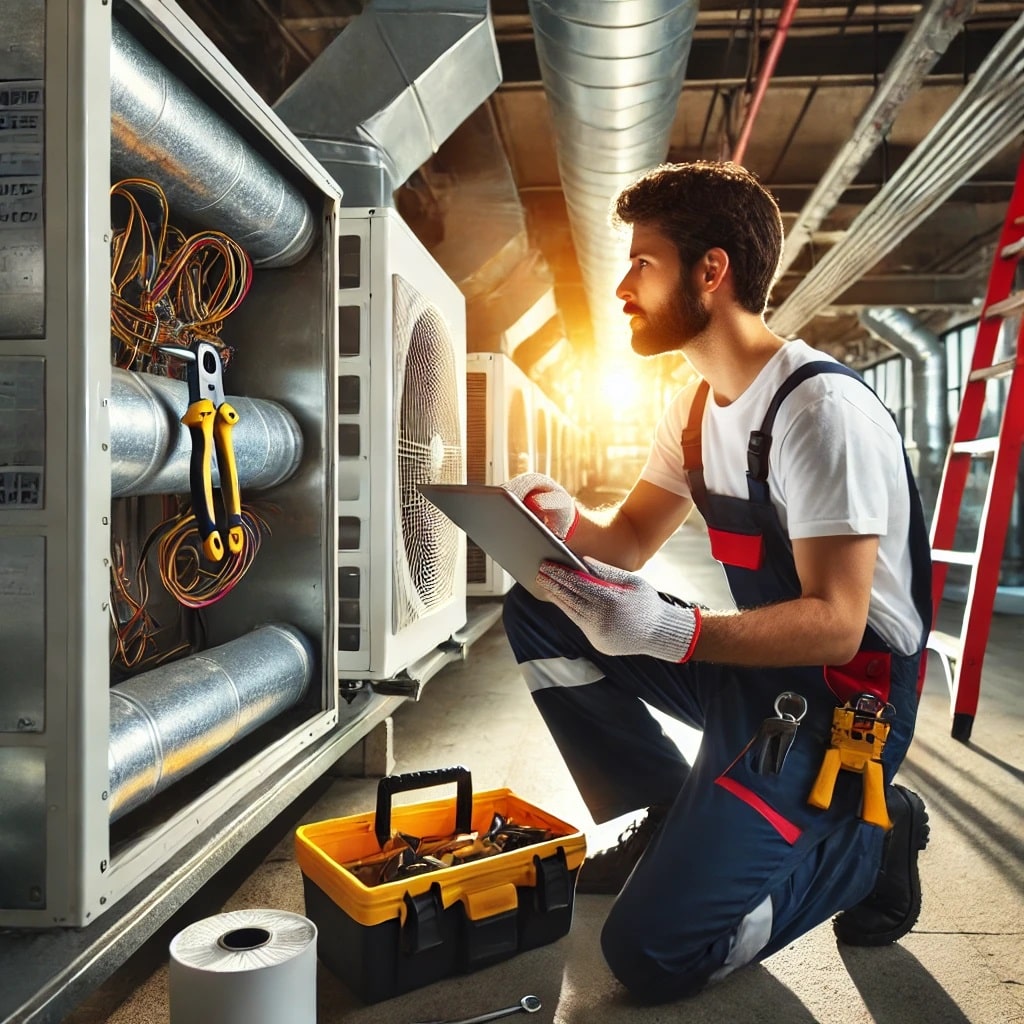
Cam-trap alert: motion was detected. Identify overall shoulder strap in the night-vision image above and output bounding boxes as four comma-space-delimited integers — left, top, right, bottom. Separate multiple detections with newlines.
746, 359, 932, 644
747, 360, 865, 481
681, 378, 711, 470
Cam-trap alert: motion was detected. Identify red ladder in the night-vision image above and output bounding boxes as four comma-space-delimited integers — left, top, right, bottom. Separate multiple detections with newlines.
926, 149, 1024, 742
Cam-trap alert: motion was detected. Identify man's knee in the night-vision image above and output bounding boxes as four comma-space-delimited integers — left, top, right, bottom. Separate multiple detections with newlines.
600, 900, 721, 1003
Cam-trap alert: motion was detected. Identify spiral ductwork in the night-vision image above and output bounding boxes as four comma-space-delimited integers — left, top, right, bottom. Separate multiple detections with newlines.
527, 0, 699, 349
108, 623, 315, 821
111, 19, 315, 267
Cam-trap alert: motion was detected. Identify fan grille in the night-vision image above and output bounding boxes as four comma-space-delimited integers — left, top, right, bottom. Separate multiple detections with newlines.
393, 274, 463, 632
466, 371, 488, 484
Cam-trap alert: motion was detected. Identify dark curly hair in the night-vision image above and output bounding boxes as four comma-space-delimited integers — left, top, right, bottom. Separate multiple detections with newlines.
611, 161, 784, 315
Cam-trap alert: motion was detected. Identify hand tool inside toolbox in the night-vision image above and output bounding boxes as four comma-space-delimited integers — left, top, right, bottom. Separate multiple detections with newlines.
295, 766, 586, 1003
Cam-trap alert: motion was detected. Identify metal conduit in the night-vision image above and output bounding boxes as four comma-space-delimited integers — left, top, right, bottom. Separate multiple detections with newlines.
770, 13, 1024, 337
109, 368, 303, 498
776, 0, 977, 279
111, 19, 315, 268
859, 307, 948, 513
731, 0, 801, 166
528, 0, 699, 349
108, 623, 315, 821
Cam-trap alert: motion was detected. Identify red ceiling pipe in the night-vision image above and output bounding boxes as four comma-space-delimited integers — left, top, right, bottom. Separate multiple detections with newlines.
731, 0, 802, 166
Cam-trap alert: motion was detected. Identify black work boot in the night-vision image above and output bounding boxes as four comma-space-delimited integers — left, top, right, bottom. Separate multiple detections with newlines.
576, 806, 668, 896
833, 784, 930, 946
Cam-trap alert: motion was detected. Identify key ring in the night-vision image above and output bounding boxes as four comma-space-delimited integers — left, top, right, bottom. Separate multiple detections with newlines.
774, 691, 808, 722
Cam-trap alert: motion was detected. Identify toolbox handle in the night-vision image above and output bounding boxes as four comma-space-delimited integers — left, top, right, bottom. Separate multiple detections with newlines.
374, 766, 474, 848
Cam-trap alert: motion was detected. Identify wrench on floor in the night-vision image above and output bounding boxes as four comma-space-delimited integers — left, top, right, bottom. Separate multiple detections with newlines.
413, 994, 542, 1024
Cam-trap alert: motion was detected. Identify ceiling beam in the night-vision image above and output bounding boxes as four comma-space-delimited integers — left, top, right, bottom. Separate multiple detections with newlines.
773, 273, 985, 310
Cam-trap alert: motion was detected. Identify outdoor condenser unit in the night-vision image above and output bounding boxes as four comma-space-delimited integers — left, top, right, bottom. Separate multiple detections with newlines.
465, 352, 535, 596
0, 0, 342, 932
336, 208, 468, 682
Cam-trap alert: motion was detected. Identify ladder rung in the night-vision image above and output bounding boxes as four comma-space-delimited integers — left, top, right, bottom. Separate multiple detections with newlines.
968, 358, 1016, 383
931, 548, 977, 566
984, 291, 1024, 318
951, 436, 998, 456
927, 629, 961, 663
1002, 236, 1024, 259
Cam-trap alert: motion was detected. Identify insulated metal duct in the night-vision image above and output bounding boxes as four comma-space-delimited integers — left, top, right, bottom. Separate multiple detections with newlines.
528, 0, 699, 350
109, 367, 303, 497
107, 623, 315, 821
771, 13, 1024, 336
273, 0, 500, 206
777, 0, 976, 278
859, 307, 948, 513
111, 19, 314, 268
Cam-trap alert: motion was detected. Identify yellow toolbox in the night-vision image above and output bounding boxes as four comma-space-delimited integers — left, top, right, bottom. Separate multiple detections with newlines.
295, 766, 586, 1003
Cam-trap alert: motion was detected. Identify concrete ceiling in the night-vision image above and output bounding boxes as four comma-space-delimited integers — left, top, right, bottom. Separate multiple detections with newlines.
175, 0, 1022, 372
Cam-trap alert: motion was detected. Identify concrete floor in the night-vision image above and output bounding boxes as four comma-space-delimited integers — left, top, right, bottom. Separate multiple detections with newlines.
64, 519, 1024, 1024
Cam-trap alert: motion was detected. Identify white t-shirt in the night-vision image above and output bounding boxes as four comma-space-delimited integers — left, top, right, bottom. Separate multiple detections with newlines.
640, 339, 923, 655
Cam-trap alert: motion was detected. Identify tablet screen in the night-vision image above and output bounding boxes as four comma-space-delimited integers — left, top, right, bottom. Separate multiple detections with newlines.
417, 483, 588, 601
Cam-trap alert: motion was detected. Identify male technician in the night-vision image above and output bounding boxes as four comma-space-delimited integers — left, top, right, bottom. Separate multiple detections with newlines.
501, 161, 933, 1002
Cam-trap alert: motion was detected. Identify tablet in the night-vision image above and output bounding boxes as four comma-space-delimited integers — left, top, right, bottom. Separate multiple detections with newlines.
417, 482, 588, 602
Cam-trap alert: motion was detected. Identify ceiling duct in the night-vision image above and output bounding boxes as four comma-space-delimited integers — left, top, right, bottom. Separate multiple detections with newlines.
859, 307, 948, 513
770, 13, 1024, 337
273, 0, 501, 206
528, 0, 698, 351
777, 0, 977, 279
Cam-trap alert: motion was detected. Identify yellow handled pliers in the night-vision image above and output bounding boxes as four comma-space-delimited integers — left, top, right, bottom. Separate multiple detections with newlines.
161, 342, 243, 561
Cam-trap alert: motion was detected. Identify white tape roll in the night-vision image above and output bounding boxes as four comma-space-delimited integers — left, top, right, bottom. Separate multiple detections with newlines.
168, 909, 318, 1024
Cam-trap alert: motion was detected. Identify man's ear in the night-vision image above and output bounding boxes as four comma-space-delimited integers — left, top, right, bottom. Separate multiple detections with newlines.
698, 247, 730, 292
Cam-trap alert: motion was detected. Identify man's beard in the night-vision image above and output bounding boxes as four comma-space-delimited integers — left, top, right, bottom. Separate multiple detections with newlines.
629, 278, 711, 357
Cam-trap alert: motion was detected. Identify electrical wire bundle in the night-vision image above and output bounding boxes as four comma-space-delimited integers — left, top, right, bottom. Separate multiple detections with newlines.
152, 501, 273, 610
109, 535, 191, 673
110, 177, 253, 374
108, 177, 270, 661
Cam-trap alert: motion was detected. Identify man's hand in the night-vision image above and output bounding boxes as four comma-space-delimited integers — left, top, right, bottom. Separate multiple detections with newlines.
538, 556, 702, 662
502, 473, 580, 540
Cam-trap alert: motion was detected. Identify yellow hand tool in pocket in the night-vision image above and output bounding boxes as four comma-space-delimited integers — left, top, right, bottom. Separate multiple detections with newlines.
162, 342, 244, 561
808, 693, 894, 829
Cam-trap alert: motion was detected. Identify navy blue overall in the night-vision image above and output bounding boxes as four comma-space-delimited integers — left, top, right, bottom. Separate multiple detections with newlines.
502, 362, 932, 1002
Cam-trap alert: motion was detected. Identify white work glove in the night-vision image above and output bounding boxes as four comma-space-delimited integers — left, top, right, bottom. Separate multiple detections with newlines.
502, 472, 580, 541
538, 556, 702, 663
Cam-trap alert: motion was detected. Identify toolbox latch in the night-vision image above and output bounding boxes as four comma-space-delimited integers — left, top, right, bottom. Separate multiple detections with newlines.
461, 884, 519, 967
402, 885, 445, 955
533, 848, 571, 913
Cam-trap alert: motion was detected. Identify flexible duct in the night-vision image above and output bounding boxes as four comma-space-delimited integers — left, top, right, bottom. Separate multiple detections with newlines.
859, 307, 948, 514
110, 19, 314, 268
109, 368, 303, 498
528, 0, 699, 350
273, 0, 500, 206
770, 13, 1024, 336
108, 623, 315, 821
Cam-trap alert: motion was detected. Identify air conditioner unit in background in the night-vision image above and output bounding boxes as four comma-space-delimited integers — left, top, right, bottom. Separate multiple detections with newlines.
337, 208, 467, 680
534, 392, 551, 478
465, 352, 535, 595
